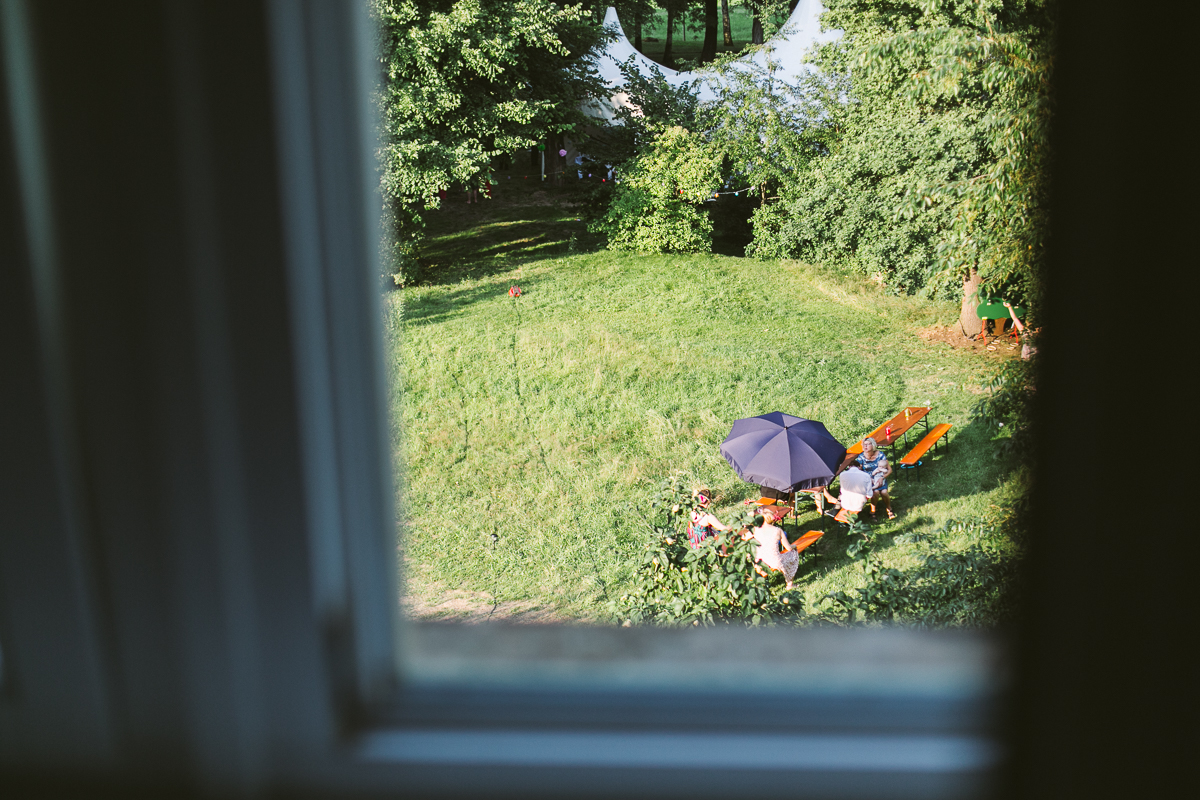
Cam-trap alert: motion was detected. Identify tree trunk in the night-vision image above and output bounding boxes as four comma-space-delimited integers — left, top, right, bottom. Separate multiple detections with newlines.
700, 0, 718, 62
634, 11, 643, 53
751, 13, 764, 45
664, 5, 676, 67
959, 268, 983, 338
721, 0, 732, 46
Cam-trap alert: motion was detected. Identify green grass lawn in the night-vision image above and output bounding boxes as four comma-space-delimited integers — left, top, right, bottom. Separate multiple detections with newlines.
388, 182, 1026, 623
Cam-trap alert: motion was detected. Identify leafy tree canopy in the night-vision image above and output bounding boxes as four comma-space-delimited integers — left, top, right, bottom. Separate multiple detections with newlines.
749, 0, 1053, 319
373, 0, 609, 206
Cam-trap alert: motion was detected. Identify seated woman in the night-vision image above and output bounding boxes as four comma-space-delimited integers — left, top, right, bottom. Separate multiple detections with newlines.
743, 512, 800, 589
855, 438, 896, 520
687, 488, 731, 549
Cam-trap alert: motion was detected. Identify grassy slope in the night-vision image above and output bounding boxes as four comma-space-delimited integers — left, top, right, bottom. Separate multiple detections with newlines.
388, 182, 1024, 622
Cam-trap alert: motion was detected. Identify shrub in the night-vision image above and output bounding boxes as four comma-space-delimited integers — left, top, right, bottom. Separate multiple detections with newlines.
823, 522, 1020, 627
591, 126, 722, 253
611, 478, 806, 625
971, 356, 1038, 460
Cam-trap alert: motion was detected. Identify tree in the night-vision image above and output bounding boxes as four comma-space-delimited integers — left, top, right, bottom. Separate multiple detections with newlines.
747, 0, 765, 43
607, 1, 658, 53
586, 60, 716, 253
658, 0, 689, 67
700, 0, 719, 62
872, 0, 1054, 329
743, 0, 797, 45
372, 0, 607, 279
747, 0, 1053, 323
592, 125, 723, 252
702, 45, 839, 211
614, 0, 658, 52
586, 56, 702, 171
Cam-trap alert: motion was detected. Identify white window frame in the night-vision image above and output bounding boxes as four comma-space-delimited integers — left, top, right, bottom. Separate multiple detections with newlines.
8, 1, 1179, 798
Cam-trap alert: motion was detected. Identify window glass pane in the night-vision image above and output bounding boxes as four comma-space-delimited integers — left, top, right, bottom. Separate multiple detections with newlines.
377, 0, 1034, 644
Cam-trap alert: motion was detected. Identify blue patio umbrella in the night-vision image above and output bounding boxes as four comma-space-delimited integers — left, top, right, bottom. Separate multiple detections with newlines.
719, 412, 847, 493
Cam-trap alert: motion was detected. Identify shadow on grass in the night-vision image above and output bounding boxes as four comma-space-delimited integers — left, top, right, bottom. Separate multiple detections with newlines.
885, 417, 1022, 507
395, 182, 607, 291
399, 279, 534, 328
421, 219, 604, 274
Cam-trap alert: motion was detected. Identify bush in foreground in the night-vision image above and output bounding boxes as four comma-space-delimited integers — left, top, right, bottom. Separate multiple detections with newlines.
613, 479, 1022, 629
611, 478, 805, 626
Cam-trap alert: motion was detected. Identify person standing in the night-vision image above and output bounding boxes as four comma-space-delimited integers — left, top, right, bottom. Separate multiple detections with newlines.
1004, 300, 1039, 360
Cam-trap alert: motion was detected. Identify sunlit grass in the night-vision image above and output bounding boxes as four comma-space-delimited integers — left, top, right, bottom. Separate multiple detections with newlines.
388, 209, 1025, 621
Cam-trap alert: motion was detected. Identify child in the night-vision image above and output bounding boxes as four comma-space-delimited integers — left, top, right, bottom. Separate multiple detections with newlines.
870, 461, 890, 493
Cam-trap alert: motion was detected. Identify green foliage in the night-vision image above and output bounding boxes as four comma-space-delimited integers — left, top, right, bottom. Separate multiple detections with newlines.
589, 46, 832, 255
612, 478, 806, 625
970, 355, 1037, 459
585, 57, 701, 171
824, 519, 1019, 627
879, 0, 1054, 321
371, 0, 608, 280
703, 47, 844, 202
824, 534, 909, 623
746, 95, 985, 298
374, 0, 606, 202
591, 125, 722, 252
381, 198, 425, 286
748, 0, 1053, 312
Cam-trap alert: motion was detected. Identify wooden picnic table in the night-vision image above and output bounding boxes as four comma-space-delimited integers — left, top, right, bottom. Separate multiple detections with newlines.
838, 406, 932, 471
754, 489, 832, 520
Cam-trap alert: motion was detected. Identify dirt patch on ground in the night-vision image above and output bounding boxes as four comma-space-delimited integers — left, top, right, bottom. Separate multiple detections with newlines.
917, 321, 1023, 361
401, 573, 571, 624
402, 591, 568, 624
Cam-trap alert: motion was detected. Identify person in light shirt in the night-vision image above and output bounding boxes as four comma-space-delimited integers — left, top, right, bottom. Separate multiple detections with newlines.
744, 511, 799, 589
855, 438, 896, 520
823, 465, 874, 523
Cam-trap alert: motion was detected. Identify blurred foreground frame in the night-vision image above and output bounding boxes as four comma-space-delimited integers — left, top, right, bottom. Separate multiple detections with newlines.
0, 1, 1187, 799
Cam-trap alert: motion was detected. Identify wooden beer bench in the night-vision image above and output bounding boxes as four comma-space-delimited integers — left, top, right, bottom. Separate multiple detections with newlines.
898, 423, 952, 480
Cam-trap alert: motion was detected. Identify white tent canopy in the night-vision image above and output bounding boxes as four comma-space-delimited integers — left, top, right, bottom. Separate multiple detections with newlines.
586, 1, 842, 120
